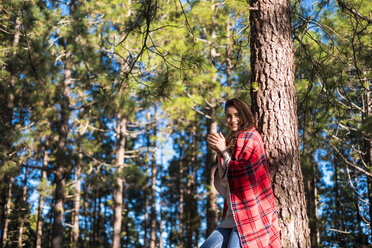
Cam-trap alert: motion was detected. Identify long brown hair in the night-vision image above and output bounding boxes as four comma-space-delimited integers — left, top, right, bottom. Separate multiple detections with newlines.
225, 98, 256, 151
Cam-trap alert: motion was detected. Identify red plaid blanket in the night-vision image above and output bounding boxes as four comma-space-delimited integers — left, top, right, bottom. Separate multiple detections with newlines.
221, 127, 281, 248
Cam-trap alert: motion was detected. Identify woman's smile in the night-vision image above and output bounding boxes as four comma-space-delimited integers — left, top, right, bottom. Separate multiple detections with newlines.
225, 107, 240, 131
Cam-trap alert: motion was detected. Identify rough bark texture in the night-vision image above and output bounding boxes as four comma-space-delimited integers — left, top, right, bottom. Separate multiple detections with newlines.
112, 115, 126, 248
249, 0, 311, 246
205, 118, 218, 237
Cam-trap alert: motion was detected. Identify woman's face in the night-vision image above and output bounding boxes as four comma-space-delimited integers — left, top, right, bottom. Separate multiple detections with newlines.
225, 106, 240, 132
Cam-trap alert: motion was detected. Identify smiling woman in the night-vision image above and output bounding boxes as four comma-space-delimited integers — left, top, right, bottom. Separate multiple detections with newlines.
203, 98, 281, 248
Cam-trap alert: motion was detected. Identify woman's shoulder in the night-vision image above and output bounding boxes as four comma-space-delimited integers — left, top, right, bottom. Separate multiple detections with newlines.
237, 127, 259, 140
235, 127, 259, 148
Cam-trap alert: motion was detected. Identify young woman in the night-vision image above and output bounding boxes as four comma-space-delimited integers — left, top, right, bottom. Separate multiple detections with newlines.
202, 98, 281, 248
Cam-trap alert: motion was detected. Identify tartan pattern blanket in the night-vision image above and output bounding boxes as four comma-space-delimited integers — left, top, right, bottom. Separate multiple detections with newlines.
221, 127, 281, 248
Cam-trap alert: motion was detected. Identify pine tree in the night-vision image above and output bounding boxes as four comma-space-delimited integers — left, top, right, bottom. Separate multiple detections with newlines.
249, 0, 311, 246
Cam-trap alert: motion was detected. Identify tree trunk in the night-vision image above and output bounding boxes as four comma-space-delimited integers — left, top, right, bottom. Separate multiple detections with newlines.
205, 117, 218, 237
226, 17, 232, 87
83, 191, 89, 248
150, 105, 157, 248
179, 135, 184, 248
112, 115, 126, 248
205, 6, 219, 234
0, 15, 21, 242
364, 82, 372, 236
305, 151, 318, 248
190, 125, 198, 248
36, 141, 49, 248
51, 1, 77, 244
1, 177, 13, 248
143, 109, 151, 247
52, 48, 72, 247
144, 110, 151, 247
18, 166, 29, 248
186, 124, 198, 248
72, 160, 81, 248
249, 0, 311, 246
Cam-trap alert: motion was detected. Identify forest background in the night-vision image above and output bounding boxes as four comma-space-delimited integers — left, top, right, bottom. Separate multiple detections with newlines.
0, 0, 371, 247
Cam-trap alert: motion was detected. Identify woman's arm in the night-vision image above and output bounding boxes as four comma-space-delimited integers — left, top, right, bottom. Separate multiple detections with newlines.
217, 149, 232, 180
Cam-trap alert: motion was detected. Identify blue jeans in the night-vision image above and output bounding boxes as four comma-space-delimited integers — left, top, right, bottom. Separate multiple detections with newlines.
200, 227, 242, 248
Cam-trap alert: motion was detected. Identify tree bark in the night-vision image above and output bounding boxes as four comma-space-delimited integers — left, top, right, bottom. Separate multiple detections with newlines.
205, 6, 219, 234
112, 115, 126, 248
205, 117, 218, 237
52, 50, 71, 248
51, 1, 76, 245
305, 151, 319, 248
72, 159, 81, 248
0, 15, 21, 242
249, 0, 311, 246
226, 17, 232, 87
36, 155, 47, 248
150, 105, 157, 248
144, 110, 151, 247
18, 166, 29, 248
1, 177, 13, 248
83, 190, 89, 248
179, 135, 184, 248
364, 81, 372, 235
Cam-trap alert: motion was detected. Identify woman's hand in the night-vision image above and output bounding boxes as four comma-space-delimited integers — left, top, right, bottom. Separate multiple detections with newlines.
207, 132, 226, 153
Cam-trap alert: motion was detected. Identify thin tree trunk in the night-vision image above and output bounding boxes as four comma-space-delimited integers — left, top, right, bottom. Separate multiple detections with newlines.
52, 49, 71, 247
72, 158, 81, 248
186, 125, 197, 248
51, 0, 76, 242
249, 0, 310, 246
186, 128, 192, 248
1, 177, 13, 248
112, 115, 126, 248
226, 17, 232, 87
36, 151, 48, 248
305, 151, 318, 248
191, 125, 198, 248
179, 135, 184, 248
150, 105, 157, 248
206, 116, 218, 237
18, 166, 29, 248
144, 110, 151, 247
312, 156, 319, 246
0, 15, 21, 242
365, 82, 372, 235
83, 191, 88, 248
205, 5, 219, 234
334, 162, 342, 245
